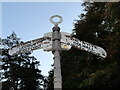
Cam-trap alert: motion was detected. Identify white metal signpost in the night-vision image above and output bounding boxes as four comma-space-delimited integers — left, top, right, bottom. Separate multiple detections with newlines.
8, 15, 107, 89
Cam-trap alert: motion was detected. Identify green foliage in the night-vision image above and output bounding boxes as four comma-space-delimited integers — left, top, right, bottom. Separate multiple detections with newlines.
46, 69, 54, 89
47, 2, 120, 89
1, 32, 45, 90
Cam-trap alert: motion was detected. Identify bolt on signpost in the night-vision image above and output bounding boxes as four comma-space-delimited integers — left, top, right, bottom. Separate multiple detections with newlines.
8, 15, 107, 89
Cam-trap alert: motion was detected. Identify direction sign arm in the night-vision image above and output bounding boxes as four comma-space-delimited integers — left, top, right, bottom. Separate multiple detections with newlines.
60, 35, 107, 58
8, 37, 51, 55
71, 37, 107, 58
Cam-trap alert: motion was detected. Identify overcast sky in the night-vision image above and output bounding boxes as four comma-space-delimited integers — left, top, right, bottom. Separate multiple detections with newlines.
2, 2, 84, 76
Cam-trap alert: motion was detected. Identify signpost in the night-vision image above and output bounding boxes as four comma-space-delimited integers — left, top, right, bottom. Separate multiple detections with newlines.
8, 15, 107, 89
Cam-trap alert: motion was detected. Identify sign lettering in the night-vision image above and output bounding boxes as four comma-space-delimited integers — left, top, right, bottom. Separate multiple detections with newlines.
9, 37, 51, 55
61, 35, 107, 58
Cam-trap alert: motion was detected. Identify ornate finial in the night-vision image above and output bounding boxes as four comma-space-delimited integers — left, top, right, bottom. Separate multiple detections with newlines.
50, 15, 63, 26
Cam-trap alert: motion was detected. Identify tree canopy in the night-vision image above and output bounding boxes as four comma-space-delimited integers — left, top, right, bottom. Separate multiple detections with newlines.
47, 2, 120, 89
0, 32, 46, 90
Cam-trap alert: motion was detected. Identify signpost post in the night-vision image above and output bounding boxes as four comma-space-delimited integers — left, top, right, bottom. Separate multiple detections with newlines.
8, 15, 107, 90
50, 15, 63, 89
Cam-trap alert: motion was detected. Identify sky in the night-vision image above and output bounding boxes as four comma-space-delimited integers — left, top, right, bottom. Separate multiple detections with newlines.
1, 1, 84, 76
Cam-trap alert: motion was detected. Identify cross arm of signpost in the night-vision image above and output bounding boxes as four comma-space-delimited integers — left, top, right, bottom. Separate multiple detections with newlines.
42, 31, 107, 58
8, 37, 51, 55
8, 33, 71, 56
61, 34, 107, 58
8, 32, 107, 58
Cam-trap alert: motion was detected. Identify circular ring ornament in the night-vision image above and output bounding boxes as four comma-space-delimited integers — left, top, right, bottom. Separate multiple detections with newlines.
50, 15, 63, 26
